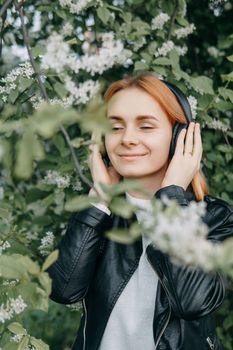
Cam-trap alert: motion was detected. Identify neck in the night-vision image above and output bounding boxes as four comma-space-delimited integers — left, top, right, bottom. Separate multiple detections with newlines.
123, 161, 169, 199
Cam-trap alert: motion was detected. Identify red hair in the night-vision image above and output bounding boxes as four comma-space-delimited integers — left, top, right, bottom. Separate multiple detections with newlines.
103, 72, 209, 201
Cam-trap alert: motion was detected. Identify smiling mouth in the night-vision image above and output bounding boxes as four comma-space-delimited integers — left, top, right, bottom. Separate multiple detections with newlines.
120, 154, 148, 160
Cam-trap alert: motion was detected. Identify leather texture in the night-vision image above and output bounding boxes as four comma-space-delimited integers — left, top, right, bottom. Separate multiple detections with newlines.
46, 185, 233, 350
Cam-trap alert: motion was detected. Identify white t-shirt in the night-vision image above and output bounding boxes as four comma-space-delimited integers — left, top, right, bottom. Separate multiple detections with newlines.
92, 192, 159, 350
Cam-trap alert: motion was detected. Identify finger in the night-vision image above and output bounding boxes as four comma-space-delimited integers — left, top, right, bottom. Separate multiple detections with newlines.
183, 122, 195, 155
193, 123, 203, 161
174, 128, 187, 155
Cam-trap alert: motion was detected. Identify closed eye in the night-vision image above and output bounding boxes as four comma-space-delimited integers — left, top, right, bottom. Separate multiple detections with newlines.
112, 126, 154, 130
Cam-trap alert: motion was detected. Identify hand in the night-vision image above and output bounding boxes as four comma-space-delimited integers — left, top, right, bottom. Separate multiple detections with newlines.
161, 122, 202, 191
88, 130, 122, 204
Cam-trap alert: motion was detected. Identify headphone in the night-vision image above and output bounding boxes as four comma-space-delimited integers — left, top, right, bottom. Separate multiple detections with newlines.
161, 80, 193, 160
102, 79, 193, 165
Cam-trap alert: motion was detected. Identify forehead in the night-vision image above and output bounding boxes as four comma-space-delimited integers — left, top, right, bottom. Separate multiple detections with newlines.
107, 87, 168, 121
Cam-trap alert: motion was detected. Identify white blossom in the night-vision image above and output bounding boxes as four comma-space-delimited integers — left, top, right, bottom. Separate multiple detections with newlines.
174, 45, 188, 56
151, 12, 170, 30
66, 301, 83, 312
72, 178, 83, 192
206, 118, 229, 132
0, 240, 11, 255
137, 195, 233, 272
0, 295, 27, 323
42, 170, 71, 189
38, 231, 55, 256
10, 334, 23, 343
64, 77, 101, 105
154, 40, 174, 57
187, 95, 198, 119
41, 33, 71, 74
0, 61, 33, 100
207, 46, 225, 58
59, 0, 94, 14
41, 31, 133, 76
174, 23, 196, 39
61, 22, 73, 37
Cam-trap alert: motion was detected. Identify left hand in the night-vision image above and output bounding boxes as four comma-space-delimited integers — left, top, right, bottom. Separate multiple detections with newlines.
161, 122, 203, 191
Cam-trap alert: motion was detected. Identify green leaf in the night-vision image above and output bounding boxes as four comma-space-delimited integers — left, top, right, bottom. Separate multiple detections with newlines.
190, 76, 214, 95
30, 337, 49, 350
17, 335, 29, 350
221, 72, 233, 82
14, 131, 35, 179
97, 6, 111, 24
7, 322, 27, 335
134, 61, 149, 71
8, 89, 19, 104
18, 77, 33, 91
0, 254, 28, 278
109, 197, 135, 218
227, 54, 233, 62
38, 272, 52, 294
54, 81, 68, 99
42, 249, 59, 272
65, 195, 93, 211
153, 57, 171, 66
105, 228, 136, 244
218, 87, 233, 103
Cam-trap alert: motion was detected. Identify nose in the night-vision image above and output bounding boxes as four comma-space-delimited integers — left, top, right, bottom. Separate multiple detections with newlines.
121, 127, 139, 146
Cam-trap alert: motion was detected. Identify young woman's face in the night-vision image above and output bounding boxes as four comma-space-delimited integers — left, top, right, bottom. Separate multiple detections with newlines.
104, 87, 173, 180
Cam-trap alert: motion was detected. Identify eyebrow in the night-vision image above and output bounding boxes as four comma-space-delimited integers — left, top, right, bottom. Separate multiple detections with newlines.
108, 115, 160, 122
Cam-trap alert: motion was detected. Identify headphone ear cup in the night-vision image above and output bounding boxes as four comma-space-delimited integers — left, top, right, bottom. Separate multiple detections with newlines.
169, 123, 188, 160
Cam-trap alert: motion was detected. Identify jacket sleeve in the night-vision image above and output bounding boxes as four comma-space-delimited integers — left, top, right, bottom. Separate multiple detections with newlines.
45, 205, 113, 304
146, 184, 233, 321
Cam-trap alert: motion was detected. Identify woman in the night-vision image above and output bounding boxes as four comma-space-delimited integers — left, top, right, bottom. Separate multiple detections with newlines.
47, 72, 233, 350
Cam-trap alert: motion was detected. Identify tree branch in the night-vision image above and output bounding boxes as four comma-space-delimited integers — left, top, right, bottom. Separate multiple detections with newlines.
0, 0, 13, 18
14, 1, 105, 198
167, 0, 179, 41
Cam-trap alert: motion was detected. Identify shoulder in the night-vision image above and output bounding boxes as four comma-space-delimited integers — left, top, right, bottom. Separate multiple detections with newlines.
202, 194, 233, 242
204, 194, 233, 216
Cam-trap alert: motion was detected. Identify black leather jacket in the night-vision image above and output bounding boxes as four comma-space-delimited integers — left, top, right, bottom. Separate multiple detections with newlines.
46, 185, 233, 350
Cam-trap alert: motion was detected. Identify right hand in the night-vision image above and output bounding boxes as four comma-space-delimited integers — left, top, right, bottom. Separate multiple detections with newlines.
88, 131, 122, 204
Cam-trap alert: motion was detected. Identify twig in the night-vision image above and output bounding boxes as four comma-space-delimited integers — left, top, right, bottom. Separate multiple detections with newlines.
167, 0, 179, 41
14, 1, 103, 197
0, 0, 13, 18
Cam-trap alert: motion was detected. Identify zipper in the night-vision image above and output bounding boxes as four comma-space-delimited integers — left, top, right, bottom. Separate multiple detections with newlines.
146, 255, 172, 349
206, 336, 215, 349
82, 298, 87, 350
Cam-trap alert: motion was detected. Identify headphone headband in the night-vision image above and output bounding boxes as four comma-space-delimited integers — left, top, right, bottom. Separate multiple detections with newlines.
160, 79, 193, 123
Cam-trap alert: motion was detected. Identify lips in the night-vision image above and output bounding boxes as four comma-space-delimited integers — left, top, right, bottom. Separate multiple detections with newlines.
119, 153, 148, 160
120, 153, 147, 156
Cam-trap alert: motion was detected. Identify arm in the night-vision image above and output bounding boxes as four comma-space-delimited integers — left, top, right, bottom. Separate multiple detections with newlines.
146, 185, 232, 320
46, 205, 112, 304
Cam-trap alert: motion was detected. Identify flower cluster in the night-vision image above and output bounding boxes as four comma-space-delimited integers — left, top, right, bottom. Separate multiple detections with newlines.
207, 46, 225, 58
38, 231, 55, 256
64, 77, 101, 105
42, 170, 71, 189
206, 118, 229, 132
0, 61, 33, 102
41, 31, 133, 76
154, 40, 174, 57
139, 195, 233, 272
59, 0, 94, 14
0, 240, 11, 255
151, 12, 170, 30
0, 295, 27, 323
174, 23, 196, 39
187, 95, 198, 119
66, 301, 83, 312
